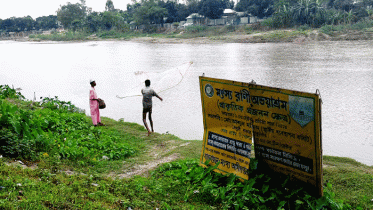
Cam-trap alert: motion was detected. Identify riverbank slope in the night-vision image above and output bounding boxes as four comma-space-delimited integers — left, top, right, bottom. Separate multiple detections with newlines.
0, 92, 372, 209
20, 24, 373, 44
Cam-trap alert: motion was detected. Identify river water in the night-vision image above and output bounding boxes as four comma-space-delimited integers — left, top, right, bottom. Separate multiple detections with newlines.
1, 40, 372, 166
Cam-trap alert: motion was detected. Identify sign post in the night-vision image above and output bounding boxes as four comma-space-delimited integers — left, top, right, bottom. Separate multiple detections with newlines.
199, 77, 323, 196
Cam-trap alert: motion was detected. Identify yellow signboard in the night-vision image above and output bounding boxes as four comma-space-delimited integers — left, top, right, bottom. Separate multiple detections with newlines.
199, 77, 322, 196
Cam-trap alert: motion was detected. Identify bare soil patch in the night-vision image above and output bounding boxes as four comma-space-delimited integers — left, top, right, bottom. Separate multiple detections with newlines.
108, 141, 191, 179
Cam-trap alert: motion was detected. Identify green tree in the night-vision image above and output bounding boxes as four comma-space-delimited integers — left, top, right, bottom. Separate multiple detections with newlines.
0, 16, 35, 32
57, 1, 88, 29
35, 15, 58, 30
1, 18, 13, 31
105, 0, 116, 12
186, 0, 201, 14
350, 0, 373, 19
86, 12, 102, 32
101, 11, 126, 30
291, 0, 326, 26
122, 2, 142, 24
269, 0, 334, 27
21, 16, 35, 31
158, 0, 189, 23
328, 0, 354, 11
133, 0, 168, 26
270, 0, 294, 27
70, 19, 83, 31
235, 0, 274, 18
198, 0, 230, 19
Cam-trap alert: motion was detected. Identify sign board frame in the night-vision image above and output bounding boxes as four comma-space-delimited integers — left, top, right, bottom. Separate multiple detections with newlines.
199, 76, 323, 196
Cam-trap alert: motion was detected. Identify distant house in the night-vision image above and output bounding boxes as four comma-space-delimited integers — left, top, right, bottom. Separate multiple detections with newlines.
223, 9, 236, 16
237, 12, 249, 25
185, 13, 205, 26
222, 9, 237, 25
179, 10, 264, 28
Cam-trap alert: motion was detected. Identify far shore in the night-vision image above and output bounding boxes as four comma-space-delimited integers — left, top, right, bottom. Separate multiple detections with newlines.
127, 29, 373, 44
2, 27, 373, 44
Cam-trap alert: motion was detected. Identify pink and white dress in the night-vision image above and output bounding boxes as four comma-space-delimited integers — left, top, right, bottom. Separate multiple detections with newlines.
89, 87, 101, 125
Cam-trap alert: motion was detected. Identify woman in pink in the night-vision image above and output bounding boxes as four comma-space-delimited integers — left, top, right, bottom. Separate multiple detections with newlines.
89, 80, 104, 126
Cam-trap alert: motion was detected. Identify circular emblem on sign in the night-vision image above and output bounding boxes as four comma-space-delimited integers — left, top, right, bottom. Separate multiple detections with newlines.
205, 84, 214, 98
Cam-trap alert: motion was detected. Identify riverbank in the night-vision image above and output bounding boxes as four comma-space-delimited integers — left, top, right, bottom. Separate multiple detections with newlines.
0, 84, 372, 209
15, 23, 373, 44
1, 116, 373, 209
128, 29, 373, 44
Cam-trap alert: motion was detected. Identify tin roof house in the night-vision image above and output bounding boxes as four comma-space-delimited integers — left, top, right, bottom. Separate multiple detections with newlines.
184, 13, 205, 26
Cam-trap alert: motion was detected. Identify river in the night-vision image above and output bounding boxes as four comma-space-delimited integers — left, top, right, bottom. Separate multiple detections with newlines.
1, 40, 372, 166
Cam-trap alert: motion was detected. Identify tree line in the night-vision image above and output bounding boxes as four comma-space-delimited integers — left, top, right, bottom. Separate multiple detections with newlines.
1, 0, 373, 33
265, 0, 373, 28
0, 15, 58, 33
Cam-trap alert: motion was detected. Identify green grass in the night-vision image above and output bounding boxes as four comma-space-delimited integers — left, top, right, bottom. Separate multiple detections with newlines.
323, 156, 373, 209
1, 85, 372, 209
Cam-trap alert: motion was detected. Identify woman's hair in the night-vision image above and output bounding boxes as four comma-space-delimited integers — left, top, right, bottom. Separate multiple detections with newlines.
145, 79, 151, 87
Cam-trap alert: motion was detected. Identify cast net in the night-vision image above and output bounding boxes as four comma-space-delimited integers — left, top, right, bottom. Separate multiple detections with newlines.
116, 61, 193, 99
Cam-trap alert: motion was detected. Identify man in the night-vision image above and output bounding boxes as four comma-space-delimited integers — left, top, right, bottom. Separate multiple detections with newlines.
141, 79, 163, 136
89, 80, 104, 126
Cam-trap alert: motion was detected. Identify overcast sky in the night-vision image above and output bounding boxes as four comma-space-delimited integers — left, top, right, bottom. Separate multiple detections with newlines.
0, 0, 134, 19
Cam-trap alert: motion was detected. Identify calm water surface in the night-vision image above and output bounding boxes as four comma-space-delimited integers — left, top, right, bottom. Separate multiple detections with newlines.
1, 40, 372, 166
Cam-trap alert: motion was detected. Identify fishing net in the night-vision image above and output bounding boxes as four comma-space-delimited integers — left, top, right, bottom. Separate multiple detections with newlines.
116, 61, 193, 99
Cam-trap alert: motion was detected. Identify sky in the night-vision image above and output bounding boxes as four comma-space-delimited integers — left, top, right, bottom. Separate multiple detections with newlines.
0, 0, 134, 20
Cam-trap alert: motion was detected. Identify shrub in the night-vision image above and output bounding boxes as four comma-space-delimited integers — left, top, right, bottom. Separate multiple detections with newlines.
172, 22, 179, 27
319, 24, 336, 35
0, 85, 24, 100
297, 24, 311, 31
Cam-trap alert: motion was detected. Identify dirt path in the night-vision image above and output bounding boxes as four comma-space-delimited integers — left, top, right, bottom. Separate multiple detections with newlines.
108, 141, 192, 179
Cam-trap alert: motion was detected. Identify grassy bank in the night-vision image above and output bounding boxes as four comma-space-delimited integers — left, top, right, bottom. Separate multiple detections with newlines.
26, 19, 373, 43
1, 85, 372, 209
